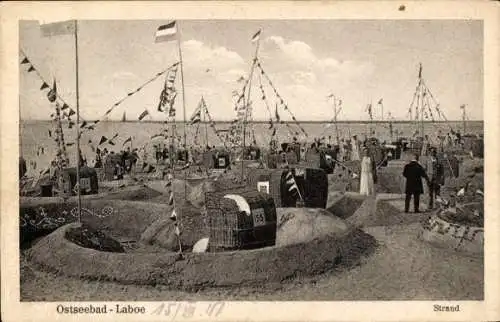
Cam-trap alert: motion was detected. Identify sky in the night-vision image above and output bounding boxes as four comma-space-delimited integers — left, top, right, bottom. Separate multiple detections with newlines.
19, 20, 483, 121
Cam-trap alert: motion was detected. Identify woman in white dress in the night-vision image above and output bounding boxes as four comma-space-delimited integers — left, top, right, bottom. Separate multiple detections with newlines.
351, 135, 360, 161
359, 148, 375, 196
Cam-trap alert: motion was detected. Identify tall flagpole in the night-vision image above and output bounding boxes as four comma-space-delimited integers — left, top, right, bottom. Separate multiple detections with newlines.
177, 24, 188, 202
74, 20, 82, 223
242, 30, 261, 181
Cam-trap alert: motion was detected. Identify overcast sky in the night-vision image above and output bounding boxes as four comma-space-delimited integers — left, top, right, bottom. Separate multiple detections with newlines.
19, 19, 483, 121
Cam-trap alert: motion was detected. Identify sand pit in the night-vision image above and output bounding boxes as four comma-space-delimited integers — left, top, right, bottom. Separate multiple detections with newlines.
325, 192, 417, 228
27, 207, 377, 290
420, 209, 483, 256
20, 195, 168, 245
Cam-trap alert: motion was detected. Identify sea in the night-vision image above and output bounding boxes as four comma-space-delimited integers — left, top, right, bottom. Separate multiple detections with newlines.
20, 120, 483, 177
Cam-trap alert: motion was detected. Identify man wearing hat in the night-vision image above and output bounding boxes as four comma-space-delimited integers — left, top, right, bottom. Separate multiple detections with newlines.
403, 153, 430, 213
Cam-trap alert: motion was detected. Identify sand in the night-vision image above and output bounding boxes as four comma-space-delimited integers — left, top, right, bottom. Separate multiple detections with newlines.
20, 221, 483, 301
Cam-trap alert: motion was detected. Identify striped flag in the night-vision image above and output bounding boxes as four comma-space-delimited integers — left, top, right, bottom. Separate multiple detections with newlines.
189, 103, 202, 125
40, 20, 76, 37
155, 21, 177, 43
285, 171, 299, 193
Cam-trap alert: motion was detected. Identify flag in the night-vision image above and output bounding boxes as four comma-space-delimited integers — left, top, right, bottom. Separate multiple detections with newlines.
40, 20, 76, 37
80, 120, 87, 128
27, 65, 35, 72
189, 104, 202, 124
40, 82, 49, 90
122, 137, 132, 146
21, 57, 30, 64
99, 136, 108, 145
251, 29, 262, 42
275, 104, 280, 123
61, 103, 69, 110
138, 109, 149, 120
170, 209, 177, 220
378, 98, 383, 105
47, 79, 57, 102
457, 187, 465, 196
285, 171, 299, 193
460, 104, 466, 109
168, 191, 174, 205
155, 21, 177, 43
68, 109, 75, 117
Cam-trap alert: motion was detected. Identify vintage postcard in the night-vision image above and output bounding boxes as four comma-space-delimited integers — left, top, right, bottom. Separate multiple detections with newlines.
1, 1, 499, 321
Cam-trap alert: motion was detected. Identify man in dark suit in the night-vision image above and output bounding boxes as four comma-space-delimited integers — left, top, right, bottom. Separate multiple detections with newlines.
403, 153, 430, 213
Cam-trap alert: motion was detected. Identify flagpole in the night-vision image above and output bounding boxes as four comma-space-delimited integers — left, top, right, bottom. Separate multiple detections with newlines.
177, 26, 189, 203
242, 30, 261, 181
74, 20, 82, 223
203, 98, 209, 149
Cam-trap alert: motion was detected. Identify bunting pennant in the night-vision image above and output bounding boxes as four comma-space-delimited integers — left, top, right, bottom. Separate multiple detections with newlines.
80, 120, 87, 128
99, 136, 108, 145
68, 109, 75, 117
21, 57, 30, 64
251, 29, 262, 43
378, 98, 383, 105
170, 209, 177, 221
189, 101, 202, 125
40, 82, 49, 90
275, 104, 280, 123
168, 191, 174, 206
138, 109, 149, 121
122, 137, 132, 146
27, 65, 35, 72
47, 79, 57, 102
61, 103, 69, 110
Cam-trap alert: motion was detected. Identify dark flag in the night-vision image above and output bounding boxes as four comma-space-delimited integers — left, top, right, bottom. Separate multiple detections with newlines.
68, 109, 76, 117
47, 79, 57, 102
40, 82, 49, 90
138, 109, 149, 120
275, 104, 280, 123
61, 103, 69, 110
80, 120, 87, 128
99, 136, 108, 145
122, 137, 132, 146
21, 57, 30, 64
27, 65, 35, 72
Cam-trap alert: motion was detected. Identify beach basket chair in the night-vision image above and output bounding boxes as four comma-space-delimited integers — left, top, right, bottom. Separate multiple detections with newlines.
205, 187, 277, 251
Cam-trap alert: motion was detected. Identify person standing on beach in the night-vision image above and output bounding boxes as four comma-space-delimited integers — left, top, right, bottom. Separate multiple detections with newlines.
403, 153, 430, 213
425, 148, 444, 210
351, 135, 360, 161
359, 148, 376, 196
